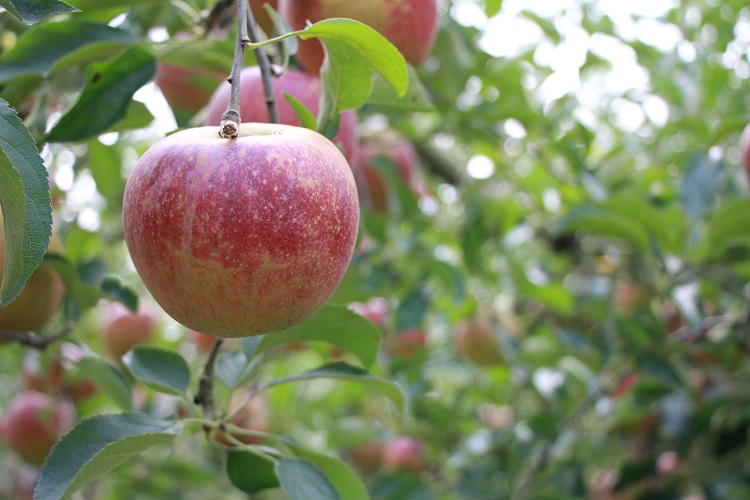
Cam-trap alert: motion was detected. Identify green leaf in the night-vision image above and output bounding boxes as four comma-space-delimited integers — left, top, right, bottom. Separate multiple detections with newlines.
286, 444, 369, 500
67, 0, 170, 7
555, 205, 650, 251
283, 92, 317, 130
242, 336, 263, 359
679, 154, 725, 224
276, 458, 342, 500
485, 0, 503, 17
254, 304, 382, 368
368, 65, 435, 112
123, 346, 191, 395
0, 0, 79, 24
216, 351, 252, 389
0, 99, 52, 307
264, 362, 405, 412
0, 20, 137, 83
226, 450, 280, 493
35, 413, 182, 500
99, 277, 138, 311
104, 99, 155, 134
47, 47, 156, 143
77, 357, 133, 410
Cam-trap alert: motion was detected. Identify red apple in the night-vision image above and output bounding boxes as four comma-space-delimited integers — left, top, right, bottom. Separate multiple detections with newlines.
188, 329, 218, 352
250, 0, 279, 35
0, 220, 65, 334
381, 436, 426, 474
454, 319, 502, 366
4, 392, 75, 465
385, 329, 427, 358
122, 124, 359, 338
213, 393, 271, 446
22, 356, 65, 395
349, 297, 389, 329
155, 63, 225, 121
279, 0, 439, 74
101, 302, 158, 359
358, 131, 420, 212
204, 66, 360, 169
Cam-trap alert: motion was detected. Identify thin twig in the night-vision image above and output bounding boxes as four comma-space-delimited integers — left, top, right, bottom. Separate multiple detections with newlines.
246, 4, 279, 123
193, 337, 224, 421
0, 323, 73, 350
219, 0, 250, 138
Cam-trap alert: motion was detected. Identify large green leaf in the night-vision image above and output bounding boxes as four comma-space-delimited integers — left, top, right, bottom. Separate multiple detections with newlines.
47, 47, 156, 143
226, 450, 280, 493
264, 362, 405, 412
0, 20, 137, 83
0, 0, 79, 24
368, 65, 435, 112
35, 413, 182, 500
555, 205, 651, 251
287, 443, 369, 500
253, 304, 382, 368
276, 458, 342, 500
123, 346, 191, 395
77, 357, 133, 410
0, 99, 52, 307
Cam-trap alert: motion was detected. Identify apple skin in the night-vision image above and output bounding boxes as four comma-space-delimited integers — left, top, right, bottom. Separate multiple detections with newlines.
155, 63, 225, 120
4, 392, 75, 465
381, 436, 426, 474
101, 302, 158, 359
454, 319, 502, 366
213, 393, 271, 446
122, 124, 359, 338
250, 0, 279, 35
204, 66, 360, 169
358, 132, 420, 212
279, 0, 439, 74
0, 221, 64, 334
385, 328, 427, 358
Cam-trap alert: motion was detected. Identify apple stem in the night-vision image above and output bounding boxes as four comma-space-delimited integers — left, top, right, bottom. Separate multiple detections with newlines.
245, 5, 279, 124
194, 337, 224, 420
219, 0, 251, 139
0, 323, 72, 350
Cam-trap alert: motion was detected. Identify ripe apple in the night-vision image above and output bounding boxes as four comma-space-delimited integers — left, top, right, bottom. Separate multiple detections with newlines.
204, 66, 360, 168
155, 63, 225, 122
101, 302, 158, 359
0, 218, 64, 334
213, 393, 271, 446
381, 436, 426, 474
454, 319, 502, 366
250, 0, 279, 35
188, 329, 218, 352
385, 328, 427, 358
358, 131, 421, 212
278, 0, 439, 74
122, 124, 359, 338
4, 392, 75, 465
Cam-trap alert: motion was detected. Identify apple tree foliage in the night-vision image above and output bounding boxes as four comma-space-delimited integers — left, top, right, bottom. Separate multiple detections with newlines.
1, 0, 750, 498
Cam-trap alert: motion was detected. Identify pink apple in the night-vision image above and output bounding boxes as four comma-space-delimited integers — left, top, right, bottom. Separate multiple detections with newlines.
204, 66, 360, 168
4, 392, 75, 465
155, 63, 225, 118
101, 302, 158, 359
279, 0, 439, 74
385, 328, 427, 358
381, 436, 426, 474
348, 297, 389, 328
358, 131, 420, 212
122, 124, 359, 338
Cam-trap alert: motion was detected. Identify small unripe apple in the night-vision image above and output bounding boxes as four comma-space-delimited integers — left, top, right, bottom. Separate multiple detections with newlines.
381, 436, 426, 474
279, 0, 439, 74
204, 66, 360, 168
454, 319, 502, 366
0, 217, 64, 334
4, 392, 75, 465
122, 124, 359, 338
385, 329, 427, 358
249, 0, 279, 35
101, 302, 158, 359
213, 393, 271, 446
358, 132, 420, 212
155, 63, 225, 121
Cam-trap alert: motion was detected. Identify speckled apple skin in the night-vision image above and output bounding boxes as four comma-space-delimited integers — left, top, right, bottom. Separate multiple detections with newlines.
122, 124, 359, 338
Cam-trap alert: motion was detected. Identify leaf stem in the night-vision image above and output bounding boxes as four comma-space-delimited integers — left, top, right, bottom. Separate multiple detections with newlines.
246, 4, 279, 124
219, 0, 250, 138
193, 337, 224, 421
